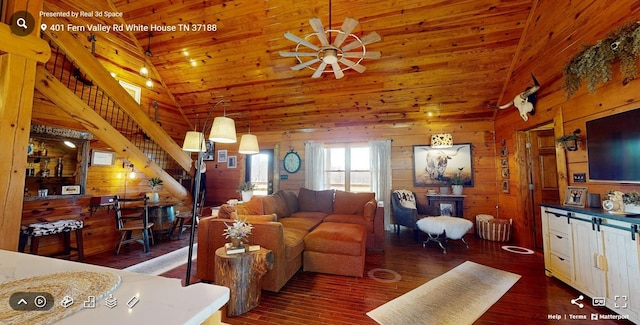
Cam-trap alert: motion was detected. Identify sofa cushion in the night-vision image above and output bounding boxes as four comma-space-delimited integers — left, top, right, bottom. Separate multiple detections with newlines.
283, 227, 307, 262
279, 216, 323, 232
304, 222, 366, 256
333, 191, 375, 215
281, 191, 299, 216
244, 214, 277, 223
323, 214, 373, 233
242, 196, 265, 215
262, 191, 290, 218
298, 188, 334, 214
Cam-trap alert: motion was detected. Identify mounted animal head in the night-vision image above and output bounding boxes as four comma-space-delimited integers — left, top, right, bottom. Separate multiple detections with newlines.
495, 73, 540, 121
423, 146, 463, 180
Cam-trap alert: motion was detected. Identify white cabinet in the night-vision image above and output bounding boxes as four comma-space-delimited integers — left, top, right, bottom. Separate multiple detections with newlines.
541, 206, 640, 324
541, 208, 573, 283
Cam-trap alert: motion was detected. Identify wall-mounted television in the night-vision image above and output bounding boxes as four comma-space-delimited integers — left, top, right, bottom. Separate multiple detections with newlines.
586, 108, 640, 183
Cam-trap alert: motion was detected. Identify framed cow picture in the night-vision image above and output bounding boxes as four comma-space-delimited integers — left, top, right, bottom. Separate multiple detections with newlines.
413, 143, 474, 187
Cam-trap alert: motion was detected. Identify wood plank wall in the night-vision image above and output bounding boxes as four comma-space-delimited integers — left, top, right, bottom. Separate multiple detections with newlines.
206, 120, 498, 229
494, 1, 640, 247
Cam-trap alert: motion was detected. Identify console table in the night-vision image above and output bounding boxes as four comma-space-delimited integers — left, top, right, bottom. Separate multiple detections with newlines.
426, 194, 466, 217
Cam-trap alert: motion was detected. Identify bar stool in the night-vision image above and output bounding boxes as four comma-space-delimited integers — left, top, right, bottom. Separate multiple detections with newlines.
19, 219, 84, 261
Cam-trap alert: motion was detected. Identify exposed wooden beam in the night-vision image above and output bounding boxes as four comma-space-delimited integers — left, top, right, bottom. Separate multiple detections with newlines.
35, 66, 189, 200
0, 24, 51, 62
41, 9, 192, 172
0, 0, 46, 251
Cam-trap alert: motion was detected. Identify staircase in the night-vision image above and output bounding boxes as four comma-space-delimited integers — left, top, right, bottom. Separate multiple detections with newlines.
35, 30, 192, 201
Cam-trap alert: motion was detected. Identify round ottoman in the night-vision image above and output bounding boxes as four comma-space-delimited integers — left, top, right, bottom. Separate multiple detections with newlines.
416, 216, 473, 253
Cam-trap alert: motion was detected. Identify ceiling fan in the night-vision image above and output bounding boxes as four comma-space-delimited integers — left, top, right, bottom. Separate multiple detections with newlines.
279, 11, 381, 79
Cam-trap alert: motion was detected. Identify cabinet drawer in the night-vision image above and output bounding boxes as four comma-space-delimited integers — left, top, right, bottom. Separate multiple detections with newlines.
549, 232, 572, 258
549, 253, 572, 279
547, 212, 570, 234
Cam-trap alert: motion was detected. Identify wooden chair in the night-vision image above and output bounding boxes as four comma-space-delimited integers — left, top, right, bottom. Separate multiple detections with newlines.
171, 193, 205, 240
114, 195, 154, 255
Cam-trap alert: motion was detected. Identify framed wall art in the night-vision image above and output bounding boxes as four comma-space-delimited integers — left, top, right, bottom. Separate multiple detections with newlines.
217, 150, 227, 163
413, 144, 474, 187
227, 156, 237, 168
90, 150, 115, 166
502, 180, 510, 193
564, 186, 588, 207
203, 140, 215, 161
119, 80, 141, 104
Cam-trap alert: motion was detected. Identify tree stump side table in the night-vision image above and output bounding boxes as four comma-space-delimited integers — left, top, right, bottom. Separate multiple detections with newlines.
214, 247, 274, 316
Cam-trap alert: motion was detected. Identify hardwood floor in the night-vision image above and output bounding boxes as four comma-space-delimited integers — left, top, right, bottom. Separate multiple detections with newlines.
83, 228, 632, 324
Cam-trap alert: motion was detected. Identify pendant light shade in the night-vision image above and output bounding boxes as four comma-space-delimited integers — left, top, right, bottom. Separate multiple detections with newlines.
431, 133, 453, 148
239, 134, 260, 154
209, 116, 237, 143
182, 131, 206, 152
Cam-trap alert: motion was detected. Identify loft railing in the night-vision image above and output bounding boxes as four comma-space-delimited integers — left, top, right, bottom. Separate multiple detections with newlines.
41, 38, 185, 180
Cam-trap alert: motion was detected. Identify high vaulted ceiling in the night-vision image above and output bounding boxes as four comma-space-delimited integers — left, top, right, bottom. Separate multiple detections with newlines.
43, 0, 535, 133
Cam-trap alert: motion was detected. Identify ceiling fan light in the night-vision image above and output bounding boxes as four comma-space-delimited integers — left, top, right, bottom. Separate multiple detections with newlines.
182, 131, 206, 152
322, 49, 338, 64
431, 133, 453, 148
209, 116, 237, 143
239, 134, 260, 154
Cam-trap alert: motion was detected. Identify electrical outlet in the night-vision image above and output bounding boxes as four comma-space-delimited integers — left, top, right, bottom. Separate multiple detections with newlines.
573, 173, 586, 183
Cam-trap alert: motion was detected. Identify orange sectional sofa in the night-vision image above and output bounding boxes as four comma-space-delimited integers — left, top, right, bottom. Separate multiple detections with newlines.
196, 188, 384, 292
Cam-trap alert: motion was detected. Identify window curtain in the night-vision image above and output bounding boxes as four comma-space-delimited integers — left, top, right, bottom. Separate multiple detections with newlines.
369, 139, 392, 231
304, 142, 325, 190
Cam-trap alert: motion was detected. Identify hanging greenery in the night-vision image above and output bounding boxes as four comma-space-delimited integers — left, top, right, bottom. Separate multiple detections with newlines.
563, 21, 640, 97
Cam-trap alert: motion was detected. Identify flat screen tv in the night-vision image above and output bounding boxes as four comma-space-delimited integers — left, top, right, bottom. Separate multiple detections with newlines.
586, 108, 640, 183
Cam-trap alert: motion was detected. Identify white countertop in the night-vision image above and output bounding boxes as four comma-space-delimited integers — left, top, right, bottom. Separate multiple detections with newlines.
0, 249, 229, 324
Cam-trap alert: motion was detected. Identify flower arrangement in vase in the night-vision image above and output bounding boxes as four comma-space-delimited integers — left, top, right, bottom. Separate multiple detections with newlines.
146, 177, 163, 202
451, 167, 464, 195
222, 214, 254, 248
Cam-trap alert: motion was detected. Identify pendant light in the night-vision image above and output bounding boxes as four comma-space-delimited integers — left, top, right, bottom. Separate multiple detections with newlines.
140, 32, 153, 78
238, 116, 259, 154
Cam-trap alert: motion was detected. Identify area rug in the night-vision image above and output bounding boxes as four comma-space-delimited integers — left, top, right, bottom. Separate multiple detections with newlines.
123, 244, 197, 275
367, 261, 521, 325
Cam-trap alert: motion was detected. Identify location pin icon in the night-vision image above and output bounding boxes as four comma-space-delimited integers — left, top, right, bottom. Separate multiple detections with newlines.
40, 23, 47, 31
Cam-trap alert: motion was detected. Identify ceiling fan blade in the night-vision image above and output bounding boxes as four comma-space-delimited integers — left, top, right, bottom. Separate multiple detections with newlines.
291, 58, 320, 70
332, 17, 359, 48
339, 58, 366, 73
279, 51, 318, 57
309, 18, 329, 46
312, 62, 328, 78
284, 31, 320, 51
331, 62, 345, 79
341, 31, 382, 51
342, 51, 381, 60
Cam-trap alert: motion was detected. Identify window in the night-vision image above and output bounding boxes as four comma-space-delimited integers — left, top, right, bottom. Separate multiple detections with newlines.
325, 144, 371, 192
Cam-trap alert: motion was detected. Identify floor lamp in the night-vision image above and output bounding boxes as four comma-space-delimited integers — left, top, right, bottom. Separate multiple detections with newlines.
181, 99, 236, 285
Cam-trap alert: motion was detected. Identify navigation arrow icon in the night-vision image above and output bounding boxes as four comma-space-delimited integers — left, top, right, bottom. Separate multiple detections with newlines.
18, 298, 27, 305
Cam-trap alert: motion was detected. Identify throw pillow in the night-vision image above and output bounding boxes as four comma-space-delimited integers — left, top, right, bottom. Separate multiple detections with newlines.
333, 191, 375, 215
394, 190, 416, 209
298, 188, 334, 214
281, 190, 298, 216
244, 214, 277, 223
243, 196, 264, 215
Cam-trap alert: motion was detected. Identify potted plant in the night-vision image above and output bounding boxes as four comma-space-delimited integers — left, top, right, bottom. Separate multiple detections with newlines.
557, 129, 582, 151
451, 167, 464, 195
237, 181, 256, 202
222, 216, 254, 248
147, 177, 163, 203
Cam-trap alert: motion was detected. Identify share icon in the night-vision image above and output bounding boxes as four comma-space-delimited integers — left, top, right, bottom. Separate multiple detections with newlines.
571, 295, 585, 308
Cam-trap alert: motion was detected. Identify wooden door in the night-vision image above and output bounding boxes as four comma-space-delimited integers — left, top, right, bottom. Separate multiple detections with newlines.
529, 129, 560, 249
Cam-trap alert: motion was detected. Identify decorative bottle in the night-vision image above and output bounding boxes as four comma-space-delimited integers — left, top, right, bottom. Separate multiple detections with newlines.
55, 158, 63, 177
27, 138, 35, 156
40, 141, 47, 156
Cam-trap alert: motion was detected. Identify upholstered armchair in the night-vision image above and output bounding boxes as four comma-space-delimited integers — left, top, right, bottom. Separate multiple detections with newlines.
391, 190, 439, 241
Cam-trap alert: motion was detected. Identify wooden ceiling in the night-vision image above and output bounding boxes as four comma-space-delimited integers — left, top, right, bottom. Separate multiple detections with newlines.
43, 0, 535, 133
